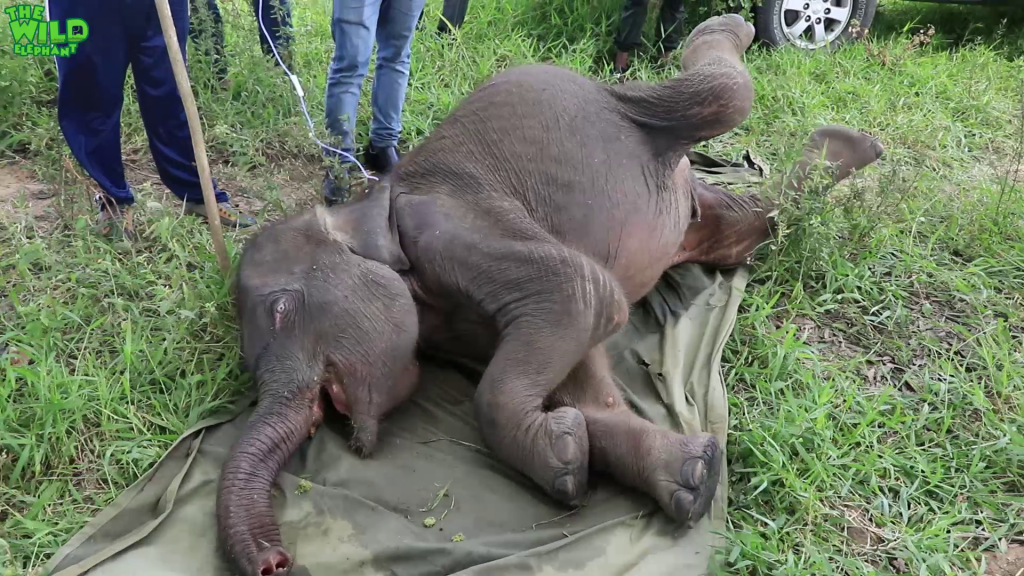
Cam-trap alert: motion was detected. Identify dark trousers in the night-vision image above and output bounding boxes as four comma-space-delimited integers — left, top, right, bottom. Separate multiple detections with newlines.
252, 0, 292, 58
188, 0, 293, 79
49, 0, 229, 207
189, 0, 228, 80
614, 0, 687, 53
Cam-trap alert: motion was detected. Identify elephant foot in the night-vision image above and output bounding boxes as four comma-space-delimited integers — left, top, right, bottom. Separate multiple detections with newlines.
648, 433, 721, 527
789, 125, 886, 193
255, 545, 292, 576
681, 13, 756, 70
539, 406, 591, 506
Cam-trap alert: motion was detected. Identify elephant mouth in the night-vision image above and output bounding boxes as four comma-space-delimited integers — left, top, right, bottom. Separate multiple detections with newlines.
318, 376, 352, 421
309, 380, 349, 434
309, 367, 379, 457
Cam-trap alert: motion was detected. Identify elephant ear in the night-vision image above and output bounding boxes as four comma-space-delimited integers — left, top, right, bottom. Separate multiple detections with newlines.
318, 180, 410, 272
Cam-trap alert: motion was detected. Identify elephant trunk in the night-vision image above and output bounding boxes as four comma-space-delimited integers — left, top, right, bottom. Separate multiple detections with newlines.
216, 387, 321, 576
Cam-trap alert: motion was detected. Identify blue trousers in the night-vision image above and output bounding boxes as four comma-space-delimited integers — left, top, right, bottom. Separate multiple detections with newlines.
324, 0, 426, 158
48, 0, 229, 206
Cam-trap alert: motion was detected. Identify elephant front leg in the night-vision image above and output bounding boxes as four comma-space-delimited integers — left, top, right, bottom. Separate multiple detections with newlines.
551, 347, 722, 526
453, 240, 631, 507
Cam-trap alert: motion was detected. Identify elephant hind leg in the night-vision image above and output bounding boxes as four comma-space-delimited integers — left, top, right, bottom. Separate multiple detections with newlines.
407, 217, 630, 507
609, 14, 757, 148
787, 125, 886, 194
674, 124, 886, 268
549, 346, 722, 527
675, 177, 774, 269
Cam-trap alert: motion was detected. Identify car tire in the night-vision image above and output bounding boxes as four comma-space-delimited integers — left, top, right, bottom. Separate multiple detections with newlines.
438, 0, 470, 34
754, 0, 877, 49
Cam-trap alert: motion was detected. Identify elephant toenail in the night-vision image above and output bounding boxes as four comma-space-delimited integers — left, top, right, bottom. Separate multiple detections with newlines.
553, 475, 576, 502
681, 459, 707, 489
553, 434, 578, 465
671, 490, 696, 523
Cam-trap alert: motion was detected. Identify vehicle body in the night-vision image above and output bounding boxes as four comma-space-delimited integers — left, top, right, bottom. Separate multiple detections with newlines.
754, 0, 1017, 49
433, 0, 1017, 50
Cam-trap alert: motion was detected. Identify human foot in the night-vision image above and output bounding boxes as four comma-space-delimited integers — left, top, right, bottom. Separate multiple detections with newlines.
184, 200, 257, 229
363, 143, 402, 175
95, 196, 136, 242
322, 164, 353, 207
613, 51, 630, 76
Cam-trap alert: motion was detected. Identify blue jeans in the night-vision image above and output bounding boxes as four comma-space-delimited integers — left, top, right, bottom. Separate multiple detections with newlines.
324, 0, 426, 160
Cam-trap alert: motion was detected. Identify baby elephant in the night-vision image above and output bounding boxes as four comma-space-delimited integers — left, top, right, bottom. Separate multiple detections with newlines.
216, 14, 884, 576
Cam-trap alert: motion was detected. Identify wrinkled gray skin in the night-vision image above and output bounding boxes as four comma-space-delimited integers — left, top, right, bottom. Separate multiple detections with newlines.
216, 14, 885, 576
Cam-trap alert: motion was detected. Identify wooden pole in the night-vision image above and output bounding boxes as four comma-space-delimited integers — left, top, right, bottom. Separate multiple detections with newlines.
153, 0, 231, 276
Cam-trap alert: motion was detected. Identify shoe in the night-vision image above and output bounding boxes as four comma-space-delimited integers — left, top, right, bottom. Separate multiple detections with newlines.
363, 143, 401, 175
613, 51, 630, 76
183, 200, 257, 229
322, 164, 353, 207
95, 196, 136, 242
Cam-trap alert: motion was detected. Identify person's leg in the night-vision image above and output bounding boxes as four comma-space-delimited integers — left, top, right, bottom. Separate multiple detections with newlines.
188, 0, 229, 83
322, 0, 380, 205
252, 0, 293, 64
48, 0, 135, 238
128, 0, 256, 228
612, 0, 650, 74
187, 0, 203, 51
364, 0, 426, 174
655, 0, 687, 59
190, 0, 229, 83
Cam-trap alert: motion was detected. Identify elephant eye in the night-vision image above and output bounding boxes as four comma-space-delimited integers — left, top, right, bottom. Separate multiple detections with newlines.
269, 294, 295, 330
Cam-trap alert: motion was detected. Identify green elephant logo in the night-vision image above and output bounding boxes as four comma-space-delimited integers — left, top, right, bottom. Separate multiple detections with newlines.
5, 4, 89, 57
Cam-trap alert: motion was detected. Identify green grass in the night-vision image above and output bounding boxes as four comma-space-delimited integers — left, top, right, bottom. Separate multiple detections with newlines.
2, 0, 1024, 574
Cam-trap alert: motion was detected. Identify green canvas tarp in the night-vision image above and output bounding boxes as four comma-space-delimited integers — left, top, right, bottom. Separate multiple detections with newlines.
42, 154, 763, 576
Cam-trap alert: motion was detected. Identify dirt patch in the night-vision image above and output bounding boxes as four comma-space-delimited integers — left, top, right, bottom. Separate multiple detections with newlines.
984, 544, 1024, 576
837, 504, 893, 551
0, 162, 56, 222
772, 315, 866, 362
3, 155, 370, 233
123, 157, 332, 218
